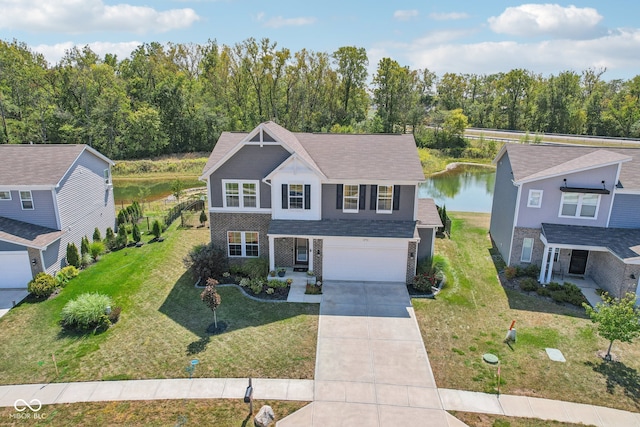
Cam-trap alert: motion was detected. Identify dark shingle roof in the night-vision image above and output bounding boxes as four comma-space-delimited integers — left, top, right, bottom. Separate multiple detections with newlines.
0, 144, 112, 187
502, 144, 640, 190
268, 219, 417, 239
541, 223, 640, 261
202, 122, 425, 182
0, 216, 66, 249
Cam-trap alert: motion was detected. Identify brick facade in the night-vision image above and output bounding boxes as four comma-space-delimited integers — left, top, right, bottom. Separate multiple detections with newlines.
313, 239, 323, 278
510, 227, 545, 267
274, 237, 295, 267
406, 241, 418, 284
587, 251, 640, 298
209, 212, 271, 265
27, 247, 43, 277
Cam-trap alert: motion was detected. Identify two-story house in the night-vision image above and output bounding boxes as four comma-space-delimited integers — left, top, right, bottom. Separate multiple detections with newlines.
200, 121, 442, 283
490, 143, 640, 299
0, 144, 116, 288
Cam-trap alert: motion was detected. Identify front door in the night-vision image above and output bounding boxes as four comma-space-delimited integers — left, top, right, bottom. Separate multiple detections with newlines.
569, 250, 589, 275
295, 238, 308, 264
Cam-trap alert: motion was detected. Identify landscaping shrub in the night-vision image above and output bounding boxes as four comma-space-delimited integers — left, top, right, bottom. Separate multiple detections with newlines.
414, 255, 447, 292
268, 279, 288, 289
132, 224, 141, 243
239, 278, 250, 287
523, 264, 540, 278
81, 253, 92, 268
93, 227, 101, 242
151, 220, 162, 239
536, 286, 551, 297
249, 278, 265, 295
244, 257, 269, 280
61, 293, 113, 332
81, 236, 90, 257
519, 277, 539, 292
89, 241, 105, 261
55, 266, 79, 286
184, 242, 228, 284
27, 272, 58, 298
108, 306, 122, 324
66, 242, 80, 268
547, 282, 562, 292
115, 226, 128, 249
105, 227, 116, 250
504, 266, 517, 280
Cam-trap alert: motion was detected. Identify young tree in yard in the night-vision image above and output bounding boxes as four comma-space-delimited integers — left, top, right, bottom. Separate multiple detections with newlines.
171, 179, 184, 202
66, 242, 80, 268
80, 236, 90, 257
152, 220, 162, 239
199, 210, 207, 227
132, 223, 141, 243
584, 293, 640, 361
93, 227, 101, 242
201, 278, 221, 330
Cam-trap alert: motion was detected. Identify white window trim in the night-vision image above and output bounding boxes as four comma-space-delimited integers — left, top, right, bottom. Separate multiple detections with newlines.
227, 231, 259, 258
527, 189, 543, 208
376, 185, 394, 214
521, 238, 534, 263
558, 192, 600, 220
288, 183, 305, 210
19, 190, 34, 210
343, 184, 359, 213
103, 168, 112, 185
222, 180, 260, 209
0, 190, 11, 201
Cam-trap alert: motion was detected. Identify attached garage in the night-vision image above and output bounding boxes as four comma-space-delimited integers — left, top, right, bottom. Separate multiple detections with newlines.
323, 237, 408, 282
0, 251, 33, 289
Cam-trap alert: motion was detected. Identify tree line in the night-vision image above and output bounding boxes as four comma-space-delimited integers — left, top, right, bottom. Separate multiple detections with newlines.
1, 38, 639, 159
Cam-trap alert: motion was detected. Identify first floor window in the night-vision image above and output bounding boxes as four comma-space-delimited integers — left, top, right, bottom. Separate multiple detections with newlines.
343, 184, 359, 212
227, 231, 259, 257
20, 191, 33, 210
377, 185, 393, 213
560, 193, 599, 218
521, 238, 534, 262
0, 191, 10, 200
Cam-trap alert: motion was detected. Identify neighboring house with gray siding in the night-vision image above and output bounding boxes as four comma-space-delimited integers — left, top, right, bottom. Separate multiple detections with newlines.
0, 145, 115, 288
489, 143, 640, 299
200, 121, 442, 283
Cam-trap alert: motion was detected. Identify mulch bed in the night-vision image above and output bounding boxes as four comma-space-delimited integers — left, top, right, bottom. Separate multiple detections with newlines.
406, 284, 435, 299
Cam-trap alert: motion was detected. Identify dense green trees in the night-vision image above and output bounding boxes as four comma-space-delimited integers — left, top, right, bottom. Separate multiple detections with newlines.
1, 38, 639, 160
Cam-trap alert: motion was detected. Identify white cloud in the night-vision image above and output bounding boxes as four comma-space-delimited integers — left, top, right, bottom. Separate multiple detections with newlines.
428, 12, 469, 21
393, 10, 419, 21
488, 4, 603, 39
262, 16, 316, 29
0, 0, 199, 34
33, 41, 141, 65
402, 28, 640, 78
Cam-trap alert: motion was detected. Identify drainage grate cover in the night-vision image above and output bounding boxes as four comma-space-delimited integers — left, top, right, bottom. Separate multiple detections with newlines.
545, 348, 566, 362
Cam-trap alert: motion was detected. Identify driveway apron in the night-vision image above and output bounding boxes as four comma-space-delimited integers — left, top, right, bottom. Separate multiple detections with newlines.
297, 280, 450, 426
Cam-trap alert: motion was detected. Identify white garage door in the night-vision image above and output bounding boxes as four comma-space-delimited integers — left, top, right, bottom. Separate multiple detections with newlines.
323, 237, 408, 282
0, 251, 33, 289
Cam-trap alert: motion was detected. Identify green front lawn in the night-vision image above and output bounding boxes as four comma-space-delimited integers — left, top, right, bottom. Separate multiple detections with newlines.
0, 224, 318, 385
414, 212, 640, 413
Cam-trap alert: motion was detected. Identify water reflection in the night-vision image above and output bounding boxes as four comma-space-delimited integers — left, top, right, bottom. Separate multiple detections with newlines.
419, 165, 495, 213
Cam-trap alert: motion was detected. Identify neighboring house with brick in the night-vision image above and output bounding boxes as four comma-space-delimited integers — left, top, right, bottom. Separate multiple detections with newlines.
489, 143, 640, 298
200, 121, 442, 283
0, 144, 116, 288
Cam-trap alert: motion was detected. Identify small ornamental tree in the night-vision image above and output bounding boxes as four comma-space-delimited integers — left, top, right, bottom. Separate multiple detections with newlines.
200, 278, 221, 330
199, 210, 207, 227
117, 209, 127, 226
171, 179, 184, 202
116, 226, 128, 249
105, 227, 116, 250
66, 242, 80, 268
80, 236, 90, 257
92, 227, 101, 242
152, 220, 162, 239
132, 223, 141, 243
89, 241, 105, 261
584, 292, 640, 361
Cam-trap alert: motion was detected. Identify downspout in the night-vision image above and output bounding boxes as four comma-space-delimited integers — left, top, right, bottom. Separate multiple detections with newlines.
507, 181, 522, 267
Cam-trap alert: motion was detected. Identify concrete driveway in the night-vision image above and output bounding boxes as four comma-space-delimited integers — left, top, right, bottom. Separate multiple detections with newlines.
279, 281, 457, 426
0, 289, 29, 319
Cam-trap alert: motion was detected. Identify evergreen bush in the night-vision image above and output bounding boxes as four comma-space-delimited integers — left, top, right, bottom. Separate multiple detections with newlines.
66, 242, 80, 268
28, 272, 58, 298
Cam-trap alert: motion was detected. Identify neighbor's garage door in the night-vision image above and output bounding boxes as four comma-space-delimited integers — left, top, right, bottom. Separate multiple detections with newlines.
0, 251, 33, 288
323, 237, 408, 282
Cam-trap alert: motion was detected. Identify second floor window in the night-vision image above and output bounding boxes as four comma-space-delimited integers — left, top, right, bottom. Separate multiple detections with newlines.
289, 184, 304, 209
0, 191, 10, 200
343, 184, 359, 212
527, 190, 543, 208
560, 193, 599, 219
223, 181, 258, 208
377, 185, 393, 213
20, 191, 33, 210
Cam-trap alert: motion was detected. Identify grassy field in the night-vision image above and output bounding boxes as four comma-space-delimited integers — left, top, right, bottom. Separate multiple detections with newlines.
0, 225, 318, 385
413, 212, 640, 413
0, 400, 307, 426
450, 411, 595, 427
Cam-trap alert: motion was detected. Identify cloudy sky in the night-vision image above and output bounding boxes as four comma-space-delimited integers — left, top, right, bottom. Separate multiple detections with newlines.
0, 0, 638, 80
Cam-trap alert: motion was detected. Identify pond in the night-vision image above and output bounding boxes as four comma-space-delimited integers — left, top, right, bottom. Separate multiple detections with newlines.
419, 164, 495, 213
113, 177, 206, 205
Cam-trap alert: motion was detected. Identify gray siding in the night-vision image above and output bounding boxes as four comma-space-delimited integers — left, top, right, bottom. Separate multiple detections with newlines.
321, 184, 415, 220
0, 240, 26, 251
489, 152, 518, 263
208, 145, 291, 208
609, 194, 640, 228
417, 228, 434, 260
0, 190, 57, 229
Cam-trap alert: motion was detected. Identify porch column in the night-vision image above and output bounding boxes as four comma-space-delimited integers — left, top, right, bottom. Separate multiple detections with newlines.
308, 239, 314, 272
539, 245, 550, 283
544, 246, 556, 284
268, 236, 275, 272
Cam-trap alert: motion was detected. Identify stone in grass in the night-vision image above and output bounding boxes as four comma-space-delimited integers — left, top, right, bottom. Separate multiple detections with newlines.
206, 321, 228, 334
254, 405, 275, 427
545, 348, 566, 362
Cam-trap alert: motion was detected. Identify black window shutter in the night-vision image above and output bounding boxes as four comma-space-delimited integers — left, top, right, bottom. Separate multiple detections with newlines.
304, 184, 311, 210
359, 185, 366, 210
393, 185, 401, 210
370, 185, 378, 210
281, 184, 288, 209
336, 184, 343, 209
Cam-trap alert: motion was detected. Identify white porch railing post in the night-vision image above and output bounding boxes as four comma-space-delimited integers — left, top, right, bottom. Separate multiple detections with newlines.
545, 246, 555, 284
268, 236, 275, 272
539, 245, 550, 283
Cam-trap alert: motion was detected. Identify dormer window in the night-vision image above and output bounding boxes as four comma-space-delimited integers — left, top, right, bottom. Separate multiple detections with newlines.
223, 180, 259, 209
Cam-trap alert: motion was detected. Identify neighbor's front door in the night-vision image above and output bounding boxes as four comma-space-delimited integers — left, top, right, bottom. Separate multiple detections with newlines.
569, 250, 589, 275
295, 238, 308, 264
